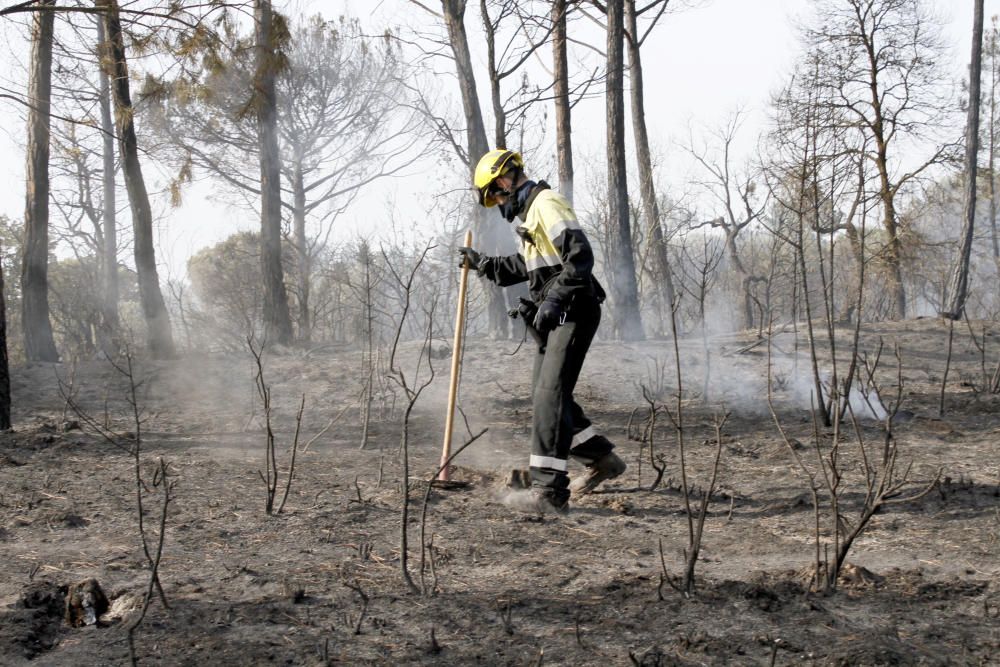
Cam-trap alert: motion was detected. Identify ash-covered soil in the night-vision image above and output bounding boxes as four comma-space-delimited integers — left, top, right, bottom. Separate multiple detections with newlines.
1, 318, 998, 665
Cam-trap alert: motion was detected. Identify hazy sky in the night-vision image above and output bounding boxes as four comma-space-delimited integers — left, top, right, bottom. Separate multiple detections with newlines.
0, 0, 992, 277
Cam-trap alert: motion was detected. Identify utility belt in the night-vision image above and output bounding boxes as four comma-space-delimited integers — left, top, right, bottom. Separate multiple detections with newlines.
509, 297, 539, 323
510, 275, 605, 316
508, 298, 543, 345
507, 278, 605, 339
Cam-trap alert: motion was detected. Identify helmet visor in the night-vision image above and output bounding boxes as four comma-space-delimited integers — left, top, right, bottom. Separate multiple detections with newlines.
478, 180, 507, 208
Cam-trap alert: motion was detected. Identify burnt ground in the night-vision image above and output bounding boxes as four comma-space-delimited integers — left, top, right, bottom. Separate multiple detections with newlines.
1, 318, 998, 666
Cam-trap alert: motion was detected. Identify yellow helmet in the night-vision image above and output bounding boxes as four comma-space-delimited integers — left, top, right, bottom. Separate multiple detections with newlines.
473, 149, 523, 207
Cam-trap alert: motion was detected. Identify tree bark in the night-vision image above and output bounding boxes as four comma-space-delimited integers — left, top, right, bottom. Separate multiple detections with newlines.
100, 0, 176, 358
873, 148, 906, 317
990, 59, 998, 263
723, 230, 756, 331
21, 0, 59, 362
943, 0, 985, 319
0, 240, 10, 430
442, 0, 509, 338
859, 18, 907, 320
552, 0, 574, 204
480, 0, 506, 149
96, 14, 119, 345
255, 0, 294, 345
605, 0, 644, 340
292, 161, 311, 342
625, 0, 673, 336
443, 0, 489, 162
985, 20, 1000, 266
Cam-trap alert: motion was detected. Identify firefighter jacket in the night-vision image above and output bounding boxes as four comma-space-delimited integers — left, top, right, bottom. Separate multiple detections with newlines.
479, 181, 606, 308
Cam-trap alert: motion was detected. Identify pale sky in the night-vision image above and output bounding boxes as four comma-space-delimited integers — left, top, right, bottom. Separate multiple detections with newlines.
0, 0, 992, 277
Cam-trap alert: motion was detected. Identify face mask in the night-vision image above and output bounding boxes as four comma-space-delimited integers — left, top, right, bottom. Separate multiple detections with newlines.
498, 180, 537, 222
498, 198, 519, 222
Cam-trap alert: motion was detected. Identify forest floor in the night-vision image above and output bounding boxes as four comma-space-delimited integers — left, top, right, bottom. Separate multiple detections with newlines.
0, 317, 999, 666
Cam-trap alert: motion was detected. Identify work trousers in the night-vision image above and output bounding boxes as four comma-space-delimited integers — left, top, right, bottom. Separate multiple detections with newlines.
528, 300, 614, 501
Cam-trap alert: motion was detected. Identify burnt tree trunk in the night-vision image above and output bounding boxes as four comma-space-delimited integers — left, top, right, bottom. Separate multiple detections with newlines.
861, 33, 906, 320
943, 0, 985, 319
481, 0, 506, 149
0, 241, 10, 430
625, 0, 674, 336
990, 60, 998, 264
255, 0, 294, 345
291, 161, 311, 342
989, 21, 1000, 266
443, 0, 509, 338
552, 0, 574, 204
21, 0, 59, 362
96, 14, 119, 346
443, 0, 489, 161
605, 0, 644, 340
101, 0, 176, 358
722, 228, 756, 331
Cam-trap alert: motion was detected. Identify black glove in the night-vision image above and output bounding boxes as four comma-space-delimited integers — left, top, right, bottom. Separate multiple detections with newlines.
458, 246, 483, 274
533, 295, 563, 334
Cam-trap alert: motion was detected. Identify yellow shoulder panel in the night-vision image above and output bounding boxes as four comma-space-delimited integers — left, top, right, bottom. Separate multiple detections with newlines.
517, 190, 577, 272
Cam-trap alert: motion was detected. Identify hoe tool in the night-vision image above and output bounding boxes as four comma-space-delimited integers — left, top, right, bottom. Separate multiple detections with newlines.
438, 230, 473, 481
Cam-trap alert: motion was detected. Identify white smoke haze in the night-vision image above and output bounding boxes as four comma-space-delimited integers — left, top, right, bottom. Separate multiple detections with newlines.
595, 324, 896, 421
700, 293, 742, 340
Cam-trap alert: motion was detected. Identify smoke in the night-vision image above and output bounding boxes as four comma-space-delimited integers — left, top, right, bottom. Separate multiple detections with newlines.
777, 361, 887, 421
610, 326, 891, 420
492, 487, 568, 515
845, 384, 888, 421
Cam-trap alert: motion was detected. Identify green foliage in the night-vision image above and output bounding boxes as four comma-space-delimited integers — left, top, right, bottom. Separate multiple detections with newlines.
188, 231, 266, 343
143, 10, 413, 216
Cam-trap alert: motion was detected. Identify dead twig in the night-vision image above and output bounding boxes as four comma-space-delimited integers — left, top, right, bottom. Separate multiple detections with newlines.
680, 410, 729, 594
115, 347, 168, 610
939, 318, 955, 418
350, 476, 365, 505
429, 625, 442, 653
639, 386, 667, 492
276, 394, 305, 514
497, 599, 514, 635
248, 335, 278, 514
54, 367, 131, 454
767, 317, 823, 590
127, 457, 174, 666
418, 428, 488, 595
342, 579, 369, 635
382, 242, 436, 594
248, 337, 311, 515
299, 408, 347, 454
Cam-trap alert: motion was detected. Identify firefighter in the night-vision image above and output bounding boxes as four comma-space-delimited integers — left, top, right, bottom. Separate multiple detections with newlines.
459, 149, 626, 513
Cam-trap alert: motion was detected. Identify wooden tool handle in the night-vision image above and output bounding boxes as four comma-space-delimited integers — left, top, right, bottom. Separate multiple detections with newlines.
438, 230, 473, 481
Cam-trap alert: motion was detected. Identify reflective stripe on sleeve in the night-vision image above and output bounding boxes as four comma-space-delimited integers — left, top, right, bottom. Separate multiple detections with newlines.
525, 252, 562, 272
572, 426, 597, 446
529, 455, 568, 471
